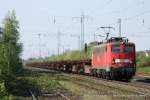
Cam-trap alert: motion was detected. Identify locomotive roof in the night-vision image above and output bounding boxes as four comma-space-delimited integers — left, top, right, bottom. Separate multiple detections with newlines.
94, 37, 135, 48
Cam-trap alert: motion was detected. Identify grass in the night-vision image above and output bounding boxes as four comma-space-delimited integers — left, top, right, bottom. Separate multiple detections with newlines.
61, 74, 138, 94
7, 68, 150, 100
137, 66, 150, 75
20, 69, 67, 93
58, 74, 149, 100
6, 69, 67, 99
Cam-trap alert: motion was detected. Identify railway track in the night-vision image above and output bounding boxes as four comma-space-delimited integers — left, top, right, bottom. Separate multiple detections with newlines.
24, 67, 81, 100
85, 74, 150, 90
38, 92, 71, 100
67, 74, 150, 95
29, 87, 71, 100
26, 66, 150, 96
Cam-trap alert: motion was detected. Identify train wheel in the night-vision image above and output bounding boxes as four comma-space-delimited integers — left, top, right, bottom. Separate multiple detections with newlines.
100, 70, 103, 78
101, 71, 104, 78
110, 71, 115, 80
109, 72, 112, 79
106, 72, 111, 80
102, 71, 106, 79
124, 76, 129, 82
116, 72, 122, 81
90, 69, 94, 76
97, 69, 101, 78
96, 69, 99, 77
124, 73, 131, 82
93, 69, 96, 77
90, 69, 93, 76
79, 68, 84, 74
97, 74, 99, 78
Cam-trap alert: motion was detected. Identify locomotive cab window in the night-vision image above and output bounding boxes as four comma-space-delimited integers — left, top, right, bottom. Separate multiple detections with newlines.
124, 45, 134, 52
112, 44, 120, 52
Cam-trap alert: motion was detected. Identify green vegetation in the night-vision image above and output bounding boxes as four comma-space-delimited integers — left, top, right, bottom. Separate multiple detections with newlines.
136, 51, 150, 74
47, 42, 97, 61
136, 51, 150, 67
49, 50, 90, 61
9, 69, 79, 99
0, 10, 22, 99
137, 66, 150, 75
7, 69, 64, 99
11, 69, 140, 99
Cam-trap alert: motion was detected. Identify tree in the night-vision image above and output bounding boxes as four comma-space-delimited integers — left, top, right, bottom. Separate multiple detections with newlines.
2, 10, 22, 76
0, 10, 22, 99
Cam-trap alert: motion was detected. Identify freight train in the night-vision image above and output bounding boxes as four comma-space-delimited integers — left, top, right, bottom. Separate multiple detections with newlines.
27, 37, 136, 81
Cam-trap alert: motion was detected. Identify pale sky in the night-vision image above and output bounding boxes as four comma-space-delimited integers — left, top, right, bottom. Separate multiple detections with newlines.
0, 0, 150, 59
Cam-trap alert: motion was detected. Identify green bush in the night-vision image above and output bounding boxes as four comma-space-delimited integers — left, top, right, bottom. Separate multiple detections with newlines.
0, 81, 12, 100
137, 56, 150, 67
48, 45, 93, 61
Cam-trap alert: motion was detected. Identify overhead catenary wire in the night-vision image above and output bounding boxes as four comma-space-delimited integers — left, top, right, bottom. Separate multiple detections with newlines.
100, 0, 150, 30
100, 0, 113, 10
107, 9, 150, 28
101, 9, 150, 38
123, 10, 150, 21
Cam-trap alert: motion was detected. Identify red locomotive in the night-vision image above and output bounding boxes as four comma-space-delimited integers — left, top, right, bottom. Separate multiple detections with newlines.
90, 37, 136, 80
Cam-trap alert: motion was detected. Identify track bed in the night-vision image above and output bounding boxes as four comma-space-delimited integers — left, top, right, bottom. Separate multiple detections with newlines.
25, 66, 150, 100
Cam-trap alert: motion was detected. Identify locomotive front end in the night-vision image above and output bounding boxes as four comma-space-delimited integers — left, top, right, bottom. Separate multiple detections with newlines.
110, 38, 136, 80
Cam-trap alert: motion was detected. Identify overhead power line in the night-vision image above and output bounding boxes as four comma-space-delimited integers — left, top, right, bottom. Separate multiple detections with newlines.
101, 0, 113, 10
104, 9, 150, 37
109, 9, 150, 27
123, 10, 150, 21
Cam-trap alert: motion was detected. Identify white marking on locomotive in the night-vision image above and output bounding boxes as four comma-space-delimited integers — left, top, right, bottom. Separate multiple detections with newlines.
115, 59, 132, 63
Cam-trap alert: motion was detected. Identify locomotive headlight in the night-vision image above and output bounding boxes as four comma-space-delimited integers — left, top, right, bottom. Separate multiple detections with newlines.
114, 59, 132, 63
115, 59, 121, 63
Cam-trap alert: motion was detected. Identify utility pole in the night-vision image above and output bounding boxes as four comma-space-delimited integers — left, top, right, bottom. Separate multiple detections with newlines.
81, 12, 85, 50
52, 16, 68, 55
34, 33, 42, 58
118, 18, 121, 37
57, 32, 60, 55
38, 33, 42, 58
73, 12, 89, 49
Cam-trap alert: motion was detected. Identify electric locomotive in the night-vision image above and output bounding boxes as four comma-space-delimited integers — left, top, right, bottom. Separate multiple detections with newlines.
91, 37, 136, 80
